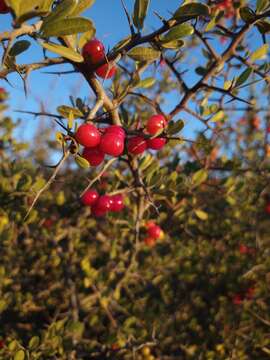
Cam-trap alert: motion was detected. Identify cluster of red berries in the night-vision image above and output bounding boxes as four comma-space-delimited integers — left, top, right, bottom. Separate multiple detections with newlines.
0, 0, 9, 14
232, 287, 255, 305
82, 39, 116, 79
213, 0, 235, 18
144, 221, 163, 247
75, 114, 167, 166
238, 244, 256, 255
81, 189, 125, 217
265, 202, 270, 214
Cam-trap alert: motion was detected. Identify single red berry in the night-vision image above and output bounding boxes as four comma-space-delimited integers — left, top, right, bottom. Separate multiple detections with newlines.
99, 133, 124, 157
110, 194, 124, 212
232, 294, 243, 306
75, 123, 101, 148
91, 204, 107, 217
267, 126, 270, 134
147, 224, 162, 239
104, 125, 125, 139
0, 0, 9, 13
0, 87, 6, 93
82, 39, 105, 65
127, 136, 147, 155
43, 218, 54, 228
239, 244, 249, 255
246, 287, 255, 300
146, 114, 167, 135
82, 147, 105, 166
147, 137, 166, 150
265, 202, 270, 214
96, 63, 116, 79
81, 189, 99, 206
95, 195, 111, 212
144, 237, 156, 247
0, 340, 4, 349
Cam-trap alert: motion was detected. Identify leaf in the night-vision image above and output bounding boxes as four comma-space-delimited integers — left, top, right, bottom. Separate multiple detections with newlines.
71, 0, 95, 16
75, 155, 90, 169
14, 0, 49, 23
256, 0, 269, 13
162, 24, 194, 42
43, 0, 77, 24
250, 44, 269, 62
135, 77, 156, 89
210, 110, 225, 122
57, 105, 83, 119
133, 0, 150, 30
195, 209, 208, 220
40, 42, 84, 62
28, 336, 40, 350
5, 0, 20, 15
78, 29, 96, 49
160, 40, 184, 49
235, 67, 253, 87
167, 119, 185, 135
9, 40, 31, 57
128, 47, 160, 62
192, 169, 208, 187
40, 17, 94, 37
14, 350, 25, 360
239, 6, 256, 23
173, 3, 210, 19
256, 20, 270, 34
113, 36, 132, 52
55, 132, 65, 145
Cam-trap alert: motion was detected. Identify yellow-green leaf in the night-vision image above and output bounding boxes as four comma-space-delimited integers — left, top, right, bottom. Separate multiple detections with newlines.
71, 0, 95, 16
40, 42, 84, 62
192, 169, 208, 187
57, 105, 83, 119
75, 155, 90, 169
43, 0, 77, 25
14, 350, 25, 360
133, 0, 150, 30
173, 3, 210, 19
250, 44, 269, 62
210, 110, 225, 122
128, 47, 160, 62
41, 17, 93, 37
162, 23, 194, 42
195, 209, 208, 220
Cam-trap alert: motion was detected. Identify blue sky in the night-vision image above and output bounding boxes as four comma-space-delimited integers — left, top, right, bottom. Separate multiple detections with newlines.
0, 0, 267, 144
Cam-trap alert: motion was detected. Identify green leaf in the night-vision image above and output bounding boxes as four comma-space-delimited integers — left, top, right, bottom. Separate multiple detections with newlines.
12, 0, 49, 23
43, 0, 77, 24
28, 336, 40, 350
160, 40, 184, 49
133, 0, 150, 30
192, 169, 208, 187
167, 119, 185, 135
5, 0, 20, 15
40, 0, 54, 11
250, 44, 269, 62
239, 6, 256, 23
210, 110, 225, 122
135, 77, 156, 89
256, 0, 269, 13
57, 105, 83, 119
173, 3, 210, 19
78, 29, 96, 49
195, 209, 208, 220
71, 0, 95, 16
162, 24, 194, 42
40, 42, 84, 62
75, 155, 90, 169
235, 67, 253, 87
256, 20, 270, 34
128, 47, 160, 62
14, 350, 25, 360
41, 17, 93, 37
9, 40, 31, 57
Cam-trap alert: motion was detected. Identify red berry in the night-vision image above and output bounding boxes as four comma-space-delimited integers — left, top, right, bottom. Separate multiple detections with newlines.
43, 218, 54, 228
232, 294, 243, 305
99, 133, 124, 157
144, 237, 156, 247
95, 195, 111, 212
147, 137, 166, 150
96, 63, 116, 79
239, 244, 249, 255
267, 126, 270, 134
82, 147, 105, 166
246, 287, 255, 300
146, 114, 167, 135
81, 189, 99, 206
110, 194, 124, 212
75, 123, 101, 148
127, 136, 147, 155
0, 0, 9, 13
91, 204, 107, 217
265, 203, 270, 214
82, 39, 105, 65
147, 224, 161, 239
104, 125, 125, 139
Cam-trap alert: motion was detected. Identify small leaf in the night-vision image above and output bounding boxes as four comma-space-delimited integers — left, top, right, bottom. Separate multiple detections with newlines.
162, 23, 194, 42
256, 0, 269, 12
78, 29, 96, 49
28, 336, 39, 350
239, 6, 256, 23
173, 3, 210, 19
41, 17, 93, 37
256, 20, 270, 34
167, 119, 185, 135
135, 77, 156, 89
160, 40, 184, 49
43, 0, 77, 24
250, 44, 269, 62
235, 67, 253, 87
40, 42, 84, 62
210, 110, 225, 122
9, 40, 31, 57
192, 169, 208, 187
14, 350, 25, 360
57, 105, 83, 119
75, 155, 90, 168
195, 209, 208, 220
71, 0, 95, 16
133, 0, 150, 30
128, 47, 160, 62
